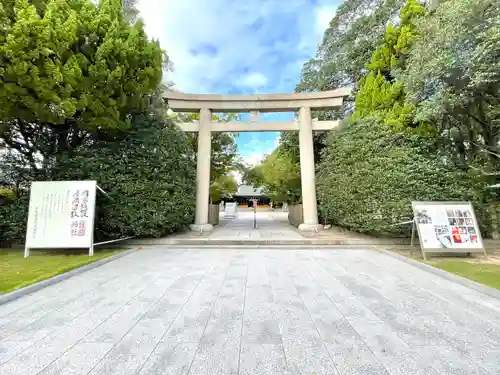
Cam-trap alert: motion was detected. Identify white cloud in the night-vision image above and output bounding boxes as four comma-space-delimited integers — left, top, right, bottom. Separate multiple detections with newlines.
136, 0, 338, 162
244, 152, 267, 166
315, 7, 336, 33
240, 72, 268, 88
239, 132, 280, 167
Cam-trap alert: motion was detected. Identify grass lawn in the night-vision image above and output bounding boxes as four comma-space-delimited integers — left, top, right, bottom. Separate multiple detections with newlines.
389, 247, 500, 290
429, 260, 500, 290
0, 248, 122, 294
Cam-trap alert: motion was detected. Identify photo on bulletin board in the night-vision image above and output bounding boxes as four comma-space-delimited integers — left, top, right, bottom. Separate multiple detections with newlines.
411, 201, 485, 255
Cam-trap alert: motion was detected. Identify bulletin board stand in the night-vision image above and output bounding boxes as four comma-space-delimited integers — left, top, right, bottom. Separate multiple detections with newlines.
24, 181, 126, 258
410, 201, 487, 261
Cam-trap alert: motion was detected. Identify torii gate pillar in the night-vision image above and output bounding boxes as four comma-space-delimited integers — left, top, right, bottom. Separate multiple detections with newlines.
190, 108, 213, 233
297, 106, 322, 232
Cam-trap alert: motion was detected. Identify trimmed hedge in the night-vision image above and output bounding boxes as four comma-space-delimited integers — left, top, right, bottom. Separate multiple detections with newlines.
53, 115, 197, 240
317, 118, 488, 236
0, 195, 29, 245
0, 114, 196, 243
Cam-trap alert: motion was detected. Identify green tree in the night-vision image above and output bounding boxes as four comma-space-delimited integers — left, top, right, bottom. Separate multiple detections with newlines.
0, 1, 195, 243
315, 0, 495, 236
352, 0, 428, 132
401, 0, 500, 168
242, 163, 265, 187
256, 149, 301, 204
210, 174, 238, 203
0, 0, 164, 161
400, 0, 500, 235
287, 1, 405, 170
297, 0, 402, 92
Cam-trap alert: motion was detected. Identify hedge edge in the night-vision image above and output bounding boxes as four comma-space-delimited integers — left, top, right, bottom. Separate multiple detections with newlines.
377, 249, 500, 300
0, 248, 138, 306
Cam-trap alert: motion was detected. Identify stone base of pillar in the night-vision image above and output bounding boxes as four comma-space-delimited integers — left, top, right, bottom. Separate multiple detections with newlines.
298, 223, 323, 233
189, 223, 213, 233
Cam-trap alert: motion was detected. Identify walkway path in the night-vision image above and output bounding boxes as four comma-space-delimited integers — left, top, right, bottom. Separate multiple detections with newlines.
131, 210, 307, 246
1, 248, 499, 374
211, 210, 305, 241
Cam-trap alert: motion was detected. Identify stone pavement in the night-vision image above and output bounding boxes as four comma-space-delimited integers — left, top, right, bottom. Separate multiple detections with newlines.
129, 210, 399, 246
130, 210, 308, 246
212, 210, 305, 241
1, 248, 500, 375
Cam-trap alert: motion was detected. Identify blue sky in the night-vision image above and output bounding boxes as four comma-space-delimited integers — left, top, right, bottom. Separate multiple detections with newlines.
137, 0, 337, 167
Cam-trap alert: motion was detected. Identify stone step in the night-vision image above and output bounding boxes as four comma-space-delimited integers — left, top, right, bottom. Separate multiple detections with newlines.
129, 238, 408, 246
142, 244, 379, 249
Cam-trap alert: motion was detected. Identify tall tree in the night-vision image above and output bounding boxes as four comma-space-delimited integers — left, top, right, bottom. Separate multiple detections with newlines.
353, 0, 429, 132
285, 1, 405, 169
400, 0, 500, 235
249, 149, 301, 204
210, 174, 238, 203
401, 0, 500, 167
297, 0, 402, 93
0, 0, 164, 165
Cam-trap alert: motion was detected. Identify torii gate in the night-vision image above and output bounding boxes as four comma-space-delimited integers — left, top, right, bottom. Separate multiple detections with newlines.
163, 88, 349, 233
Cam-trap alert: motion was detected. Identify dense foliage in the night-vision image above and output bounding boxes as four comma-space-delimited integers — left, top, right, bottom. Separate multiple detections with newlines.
297, 0, 403, 92
0, 0, 164, 158
49, 114, 196, 239
244, 149, 301, 204
0, 0, 195, 244
2, 0, 499, 242
317, 118, 488, 236
252, 0, 500, 236
401, 0, 500, 170
278, 0, 407, 170
270, 0, 408, 205
353, 0, 428, 132
311, 0, 500, 236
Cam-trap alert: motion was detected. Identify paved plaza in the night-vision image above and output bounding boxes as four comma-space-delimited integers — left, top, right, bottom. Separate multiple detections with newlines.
1, 248, 500, 374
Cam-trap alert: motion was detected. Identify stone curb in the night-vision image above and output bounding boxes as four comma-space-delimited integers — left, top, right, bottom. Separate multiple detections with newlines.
377, 249, 500, 301
0, 248, 138, 306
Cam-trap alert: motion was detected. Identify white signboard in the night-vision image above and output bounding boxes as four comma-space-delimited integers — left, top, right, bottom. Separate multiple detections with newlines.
25, 181, 97, 257
224, 202, 237, 218
411, 201, 485, 258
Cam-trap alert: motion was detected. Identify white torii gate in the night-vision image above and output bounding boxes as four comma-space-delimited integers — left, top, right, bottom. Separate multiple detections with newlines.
163, 88, 349, 233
